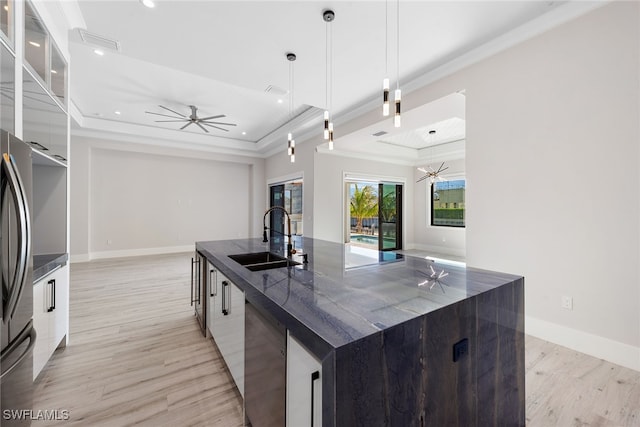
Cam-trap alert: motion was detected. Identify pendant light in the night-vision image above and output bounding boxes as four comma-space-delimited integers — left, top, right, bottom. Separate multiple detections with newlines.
394, 0, 402, 128
382, 0, 390, 117
323, 10, 335, 149
416, 130, 449, 184
286, 52, 296, 163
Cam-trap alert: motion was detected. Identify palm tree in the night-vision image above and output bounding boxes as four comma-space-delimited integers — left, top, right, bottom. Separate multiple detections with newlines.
350, 184, 378, 233
380, 189, 397, 223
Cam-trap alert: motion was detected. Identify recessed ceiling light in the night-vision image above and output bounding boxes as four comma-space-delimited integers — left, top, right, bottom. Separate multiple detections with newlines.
277, 99, 283, 104
94, 49, 105, 56
28, 41, 40, 47
114, 111, 121, 115
242, 131, 246, 135
140, 0, 155, 8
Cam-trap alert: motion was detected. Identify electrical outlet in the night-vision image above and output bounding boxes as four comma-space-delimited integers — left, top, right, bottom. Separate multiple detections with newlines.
561, 296, 573, 310
453, 338, 469, 362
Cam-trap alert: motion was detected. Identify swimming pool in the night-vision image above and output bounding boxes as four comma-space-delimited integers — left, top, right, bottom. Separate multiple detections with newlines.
350, 234, 378, 245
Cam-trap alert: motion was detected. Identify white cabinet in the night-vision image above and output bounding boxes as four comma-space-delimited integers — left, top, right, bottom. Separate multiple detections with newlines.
207, 265, 245, 397
287, 332, 322, 427
33, 265, 69, 380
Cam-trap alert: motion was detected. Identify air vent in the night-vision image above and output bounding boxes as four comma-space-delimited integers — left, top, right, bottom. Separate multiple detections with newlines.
264, 85, 288, 96
78, 29, 121, 52
372, 130, 388, 137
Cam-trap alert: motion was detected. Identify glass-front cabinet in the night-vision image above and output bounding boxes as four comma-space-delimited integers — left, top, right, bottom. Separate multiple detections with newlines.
49, 42, 66, 104
23, 68, 67, 164
0, 40, 14, 133
22, 0, 68, 163
0, 0, 13, 46
23, 0, 66, 110
24, 0, 48, 84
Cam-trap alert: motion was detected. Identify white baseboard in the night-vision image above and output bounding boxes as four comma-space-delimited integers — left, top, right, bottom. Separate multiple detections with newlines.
70, 254, 91, 263
526, 315, 640, 372
74, 245, 195, 262
406, 242, 467, 259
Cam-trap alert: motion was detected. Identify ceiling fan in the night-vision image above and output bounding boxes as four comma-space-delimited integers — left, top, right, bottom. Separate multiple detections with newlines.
145, 105, 236, 133
417, 162, 449, 184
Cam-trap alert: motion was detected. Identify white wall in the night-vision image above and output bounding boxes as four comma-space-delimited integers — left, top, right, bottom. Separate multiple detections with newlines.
264, 140, 315, 237
264, 2, 640, 370
461, 1, 640, 369
70, 134, 265, 260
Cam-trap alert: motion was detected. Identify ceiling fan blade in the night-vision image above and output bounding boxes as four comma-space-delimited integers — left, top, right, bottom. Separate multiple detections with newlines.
200, 121, 237, 127
145, 111, 184, 119
159, 105, 187, 118
154, 119, 190, 123
201, 123, 229, 132
199, 114, 225, 121
195, 122, 210, 133
180, 122, 193, 130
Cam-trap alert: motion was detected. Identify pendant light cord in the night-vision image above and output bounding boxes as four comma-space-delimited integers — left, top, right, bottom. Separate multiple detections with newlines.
329, 18, 333, 115
325, 20, 329, 113
289, 60, 294, 118
396, 0, 400, 90
385, 0, 388, 77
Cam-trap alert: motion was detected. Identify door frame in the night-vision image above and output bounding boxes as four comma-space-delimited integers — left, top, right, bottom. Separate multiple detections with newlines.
343, 172, 406, 249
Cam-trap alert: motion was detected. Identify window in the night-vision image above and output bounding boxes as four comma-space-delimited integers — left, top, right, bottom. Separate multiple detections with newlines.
431, 179, 465, 227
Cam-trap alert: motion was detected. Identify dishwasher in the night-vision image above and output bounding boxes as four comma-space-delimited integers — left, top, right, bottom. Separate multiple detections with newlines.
244, 301, 286, 427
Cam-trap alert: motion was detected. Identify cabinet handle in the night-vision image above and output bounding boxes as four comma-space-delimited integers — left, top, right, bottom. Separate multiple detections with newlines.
197, 261, 200, 304
311, 370, 320, 427
210, 269, 217, 296
190, 257, 195, 307
221, 281, 229, 315
47, 279, 56, 312
191, 257, 201, 306
196, 261, 201, 304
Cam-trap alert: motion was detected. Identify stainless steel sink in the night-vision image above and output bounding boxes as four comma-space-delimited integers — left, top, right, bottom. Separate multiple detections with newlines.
228, 252, 301, 272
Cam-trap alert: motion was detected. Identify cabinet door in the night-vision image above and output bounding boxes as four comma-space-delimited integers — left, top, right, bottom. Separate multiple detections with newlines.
32, 265, 70, 380
226, 281, 244, 397
211, 271, 245, 397
49, 265, 69, 350
32, 279, 50, 380
206, 262, 217, 336
287, 332, 322, 427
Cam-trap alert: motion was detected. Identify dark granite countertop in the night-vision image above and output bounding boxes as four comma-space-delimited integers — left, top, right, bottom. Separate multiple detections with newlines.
33, 253, 68, 284
196, 237, 522, 357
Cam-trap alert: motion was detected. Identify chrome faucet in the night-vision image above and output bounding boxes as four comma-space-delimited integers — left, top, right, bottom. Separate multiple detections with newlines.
263, 206, 296, 258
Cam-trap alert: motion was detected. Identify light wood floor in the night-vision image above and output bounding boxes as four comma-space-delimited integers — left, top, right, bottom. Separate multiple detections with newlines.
32, 253, 639, 426
32, 252, 243, 427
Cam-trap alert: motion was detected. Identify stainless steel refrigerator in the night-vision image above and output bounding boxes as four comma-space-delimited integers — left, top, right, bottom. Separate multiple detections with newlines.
1, 130, 35, 426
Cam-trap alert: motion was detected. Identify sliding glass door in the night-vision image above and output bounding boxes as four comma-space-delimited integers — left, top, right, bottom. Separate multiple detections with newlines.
378, 183, 402, 251
269, 184, 285, 240
268, 180, 303, 240
347, 180, 402, 251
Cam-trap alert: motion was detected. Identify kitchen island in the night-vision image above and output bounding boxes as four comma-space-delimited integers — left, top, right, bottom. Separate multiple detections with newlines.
196, 237, 524, 427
